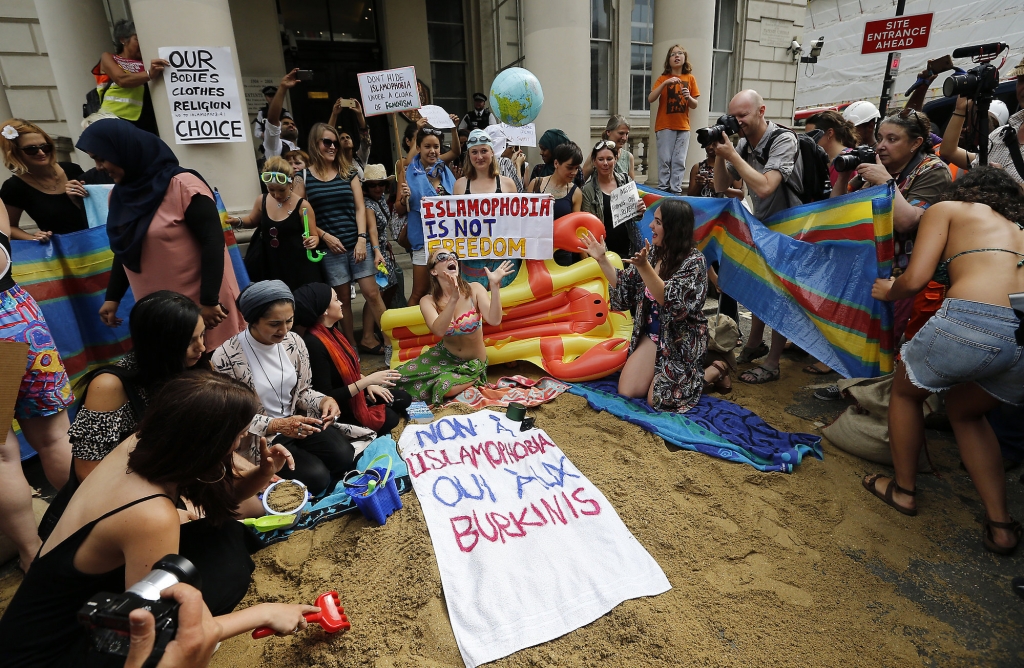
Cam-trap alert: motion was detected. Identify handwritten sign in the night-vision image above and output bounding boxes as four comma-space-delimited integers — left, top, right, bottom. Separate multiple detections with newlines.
609, 181, 639, 228
484, 124, 508, 155
498, 122, 536, 147
157, 46, 246, 144
422, 193, 553, 260
357, 66, 420, 117
398, 409, 670, 668
419, 104, 455, 128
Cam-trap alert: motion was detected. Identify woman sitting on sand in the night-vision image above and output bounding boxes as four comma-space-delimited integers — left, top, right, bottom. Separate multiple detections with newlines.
394, 250, 514, 404
0, 373, 318, 667
866, 167, 1024, 555
579, 198, 716, 412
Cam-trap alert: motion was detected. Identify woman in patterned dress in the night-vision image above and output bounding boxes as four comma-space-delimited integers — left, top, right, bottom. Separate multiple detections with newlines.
360, 164, 400, 354
579, 198, 710, 412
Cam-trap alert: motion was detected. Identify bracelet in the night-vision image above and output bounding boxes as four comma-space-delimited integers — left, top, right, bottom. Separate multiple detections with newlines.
357, 233, 368, 239
951, 112, 966, 117
371, 245, 380, 250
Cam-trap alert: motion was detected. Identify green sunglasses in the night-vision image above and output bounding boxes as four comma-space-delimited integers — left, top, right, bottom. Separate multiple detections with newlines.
260, 171, 291, 185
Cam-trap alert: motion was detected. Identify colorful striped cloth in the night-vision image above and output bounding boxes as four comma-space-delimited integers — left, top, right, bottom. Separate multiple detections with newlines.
637, 185, 894, 378
214, 188, 251, 292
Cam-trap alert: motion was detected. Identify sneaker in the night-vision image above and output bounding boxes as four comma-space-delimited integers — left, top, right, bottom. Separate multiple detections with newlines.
813, 384, 842, 401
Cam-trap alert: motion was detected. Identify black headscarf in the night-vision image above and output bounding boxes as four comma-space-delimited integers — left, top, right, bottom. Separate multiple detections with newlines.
76, 119, 208, 273
535, 128, 571, 178
292, 282, 333, 328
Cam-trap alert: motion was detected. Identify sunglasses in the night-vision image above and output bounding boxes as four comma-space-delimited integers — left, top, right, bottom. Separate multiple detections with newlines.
594, 140, 616, 150
465, 135, 492, 147
321, 138, 340, 150
422, 129, 444, 138
260, 171, 291, 184
18, 143, 53, 156
433, 252, 459, 264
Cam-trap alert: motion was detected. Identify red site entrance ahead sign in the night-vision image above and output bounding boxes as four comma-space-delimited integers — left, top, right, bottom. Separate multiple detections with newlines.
861, 13, 932, 55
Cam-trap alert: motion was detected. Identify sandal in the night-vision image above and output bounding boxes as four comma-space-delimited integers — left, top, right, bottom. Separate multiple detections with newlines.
802, 362, 833, 375
738, 365, 780, 384
983, 516, 1023, 556
358, 343, 385, 355
704, 361, 732, 394
862, 473, 917, 516
736, 342, 769, 364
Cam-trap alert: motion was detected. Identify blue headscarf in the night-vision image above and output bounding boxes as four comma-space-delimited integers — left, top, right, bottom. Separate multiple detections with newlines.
76, 119, 209, 272
405, 154, 455, 252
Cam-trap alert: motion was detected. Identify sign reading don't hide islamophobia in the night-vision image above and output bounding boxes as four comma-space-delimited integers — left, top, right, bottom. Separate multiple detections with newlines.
422, 193, 553, 260
157, 46, 247, 144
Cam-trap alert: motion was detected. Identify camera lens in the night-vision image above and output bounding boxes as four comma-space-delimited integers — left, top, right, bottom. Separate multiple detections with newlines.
943, 73, 977, 98
833, 153, 860, 172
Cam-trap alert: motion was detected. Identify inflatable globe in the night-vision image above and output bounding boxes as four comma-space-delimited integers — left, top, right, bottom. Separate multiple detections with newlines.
489, 67, 544, 127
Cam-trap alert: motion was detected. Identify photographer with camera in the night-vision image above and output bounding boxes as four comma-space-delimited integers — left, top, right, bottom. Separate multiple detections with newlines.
831, 108, 951, 341
709, 90, 804, 384
939, 56, 1024, 186
0, 373, 316, 667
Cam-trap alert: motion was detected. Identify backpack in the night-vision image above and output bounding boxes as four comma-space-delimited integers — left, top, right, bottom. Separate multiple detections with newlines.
83, 60, 112, 118
742, 126, 832, 204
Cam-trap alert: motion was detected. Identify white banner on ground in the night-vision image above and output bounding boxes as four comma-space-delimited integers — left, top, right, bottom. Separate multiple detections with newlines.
499, 122, 536, 147
418, 104, 455, 128
610, 181, 639, 228
422, 194, 553, 260
157, 47, 246, 144
357, 66, 420, 117
398, 410, 670, 668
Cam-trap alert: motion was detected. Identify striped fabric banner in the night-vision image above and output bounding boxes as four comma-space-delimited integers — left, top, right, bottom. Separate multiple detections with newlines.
214, 188, 251, 292
636, 185, 894, 379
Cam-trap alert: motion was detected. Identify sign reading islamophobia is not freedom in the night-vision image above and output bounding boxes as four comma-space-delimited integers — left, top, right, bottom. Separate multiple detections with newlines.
422, 194, 554, 260
157, 46, 247, 144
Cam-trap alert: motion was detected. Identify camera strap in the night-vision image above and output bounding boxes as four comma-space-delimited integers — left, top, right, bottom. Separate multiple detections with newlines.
1001, 125, 1024, 182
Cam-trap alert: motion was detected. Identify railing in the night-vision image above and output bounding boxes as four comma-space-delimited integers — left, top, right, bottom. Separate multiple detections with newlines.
589, 126, 652, 184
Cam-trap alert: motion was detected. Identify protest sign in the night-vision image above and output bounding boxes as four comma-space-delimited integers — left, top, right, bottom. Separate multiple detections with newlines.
422, 193, 553, 260
358, 66, 420, 117
483, 124, 508, 154
419, 104, 455, 128
499, 122, 536, 147
609, 181, 639, 228
399, 409, 670, 668
157, 47, 246, 144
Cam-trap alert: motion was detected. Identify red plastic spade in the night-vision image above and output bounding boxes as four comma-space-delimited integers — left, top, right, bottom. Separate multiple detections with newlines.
251, 591, 350, 639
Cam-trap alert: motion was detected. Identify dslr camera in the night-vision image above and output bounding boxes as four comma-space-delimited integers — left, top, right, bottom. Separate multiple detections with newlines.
943, 43, 1006, 100
833, 145, 877, 172
696, 115, 741, 148
79, 555, 201, 668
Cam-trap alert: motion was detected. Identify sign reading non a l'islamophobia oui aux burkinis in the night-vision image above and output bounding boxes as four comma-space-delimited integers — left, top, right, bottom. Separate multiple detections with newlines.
157, 47, 246, 144
358, 66, 420, 117
422, 193, 553, 260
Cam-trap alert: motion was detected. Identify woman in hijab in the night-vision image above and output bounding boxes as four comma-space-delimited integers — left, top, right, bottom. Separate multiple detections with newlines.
211, 280, 375, 496
76, 118, 245, 349
527, 128, 583, 191
293, 283, 410, 434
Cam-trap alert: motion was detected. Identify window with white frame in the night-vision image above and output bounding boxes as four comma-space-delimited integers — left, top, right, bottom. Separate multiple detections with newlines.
590, 0, 612, 111
629, 0, 654, 112
427, 0, 468, 114
710, 0, 737, 115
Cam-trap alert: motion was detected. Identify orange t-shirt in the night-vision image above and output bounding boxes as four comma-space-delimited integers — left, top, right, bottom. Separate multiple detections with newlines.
653, 73, 699, 132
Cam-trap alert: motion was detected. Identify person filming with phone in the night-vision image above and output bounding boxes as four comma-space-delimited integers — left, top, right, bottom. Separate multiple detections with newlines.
263, 69, 304, 158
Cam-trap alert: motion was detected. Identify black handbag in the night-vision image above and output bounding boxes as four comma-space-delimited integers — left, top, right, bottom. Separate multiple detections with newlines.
243, 225, 268, 282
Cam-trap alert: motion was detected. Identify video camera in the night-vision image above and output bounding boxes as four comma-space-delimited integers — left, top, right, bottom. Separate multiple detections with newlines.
696, 115, 741, 148
943, 42, 1009, 166
78, 554, 201, 668
833, 145, 877, 172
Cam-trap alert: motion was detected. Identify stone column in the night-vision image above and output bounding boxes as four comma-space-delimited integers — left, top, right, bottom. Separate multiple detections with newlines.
129, 0, 259, 211
33, 0, 111, 159
522, 0, 590, 165
648, 0, 716, 187
0, 84, 12, 182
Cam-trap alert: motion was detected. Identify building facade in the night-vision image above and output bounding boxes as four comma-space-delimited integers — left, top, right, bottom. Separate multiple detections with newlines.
0, 0, 808, 213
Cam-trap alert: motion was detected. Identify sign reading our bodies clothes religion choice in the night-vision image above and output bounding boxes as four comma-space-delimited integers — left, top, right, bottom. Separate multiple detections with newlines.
157, 47, 246, 144
423, 193, 553, 260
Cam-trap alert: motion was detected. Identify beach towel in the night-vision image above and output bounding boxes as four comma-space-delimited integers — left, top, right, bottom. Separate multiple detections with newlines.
448, 374, 571, 409
399, 409, 671, 668
570, 377, 821, 473
638, 185, 895, 378
83, 184, 114, 228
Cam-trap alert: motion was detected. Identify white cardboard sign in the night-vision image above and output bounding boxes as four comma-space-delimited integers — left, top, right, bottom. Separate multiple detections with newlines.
357, 66, 420, 117
157, 46, 247, 144
499, 122, 536, 147
418, 104, 455, 128
610, 181, 640, 228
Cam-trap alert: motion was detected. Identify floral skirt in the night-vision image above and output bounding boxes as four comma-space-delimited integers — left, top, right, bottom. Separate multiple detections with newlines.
395, 342, 487, 405
0, 284, 73, 419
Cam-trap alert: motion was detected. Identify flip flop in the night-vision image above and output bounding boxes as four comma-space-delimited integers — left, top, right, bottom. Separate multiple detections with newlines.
736, 342, 769, 364
802, 363, 833, 375
738, 365, 779, 384
862, 473, 917, 516
358, 343, 385, 355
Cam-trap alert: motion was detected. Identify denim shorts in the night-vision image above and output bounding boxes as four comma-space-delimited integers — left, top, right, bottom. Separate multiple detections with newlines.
321, 249, 375, 286
411, 247, 428, 266
901, 298, 1024, 405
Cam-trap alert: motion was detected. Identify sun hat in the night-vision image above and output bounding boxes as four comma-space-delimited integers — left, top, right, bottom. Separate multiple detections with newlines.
989, 99, 1010, 128
1008, 55, 1024, 79
361, 164, 395, 182
843, 100, 881, 126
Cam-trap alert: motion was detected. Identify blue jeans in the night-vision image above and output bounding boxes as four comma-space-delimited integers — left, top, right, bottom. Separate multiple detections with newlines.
901, 298, 1024, 405
656, 129, 690, 193
321, 249, 375, 286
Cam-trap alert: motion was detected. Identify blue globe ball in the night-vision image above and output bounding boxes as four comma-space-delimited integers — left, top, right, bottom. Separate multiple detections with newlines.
488, 67, 544, 127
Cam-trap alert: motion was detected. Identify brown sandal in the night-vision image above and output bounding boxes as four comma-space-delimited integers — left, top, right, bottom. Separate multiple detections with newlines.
983, 516, 1023, 556
862, 473, 917, 516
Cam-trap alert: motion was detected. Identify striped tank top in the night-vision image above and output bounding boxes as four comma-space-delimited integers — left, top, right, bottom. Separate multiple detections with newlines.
303, 168, 358, 248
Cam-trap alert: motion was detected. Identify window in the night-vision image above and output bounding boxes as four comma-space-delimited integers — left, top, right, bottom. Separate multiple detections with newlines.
590, 0, 612, 111
492, 0, 524, 70
427, 0, 468, 114
629, 0, 654, 112
710, 0, 737, 115
280, 0, 376, 43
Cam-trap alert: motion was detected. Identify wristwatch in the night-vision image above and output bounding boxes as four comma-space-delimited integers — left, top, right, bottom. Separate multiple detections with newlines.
357, 232, 368, 239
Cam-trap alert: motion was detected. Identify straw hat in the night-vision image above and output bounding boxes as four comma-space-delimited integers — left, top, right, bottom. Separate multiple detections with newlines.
1009, 55, 1024, 79
361, 164, 394, 182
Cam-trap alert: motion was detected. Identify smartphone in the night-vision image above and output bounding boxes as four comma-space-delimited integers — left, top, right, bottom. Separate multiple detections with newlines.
338, 98, 357, 108
295, 70, 314, 81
